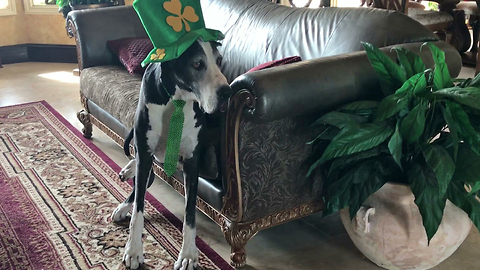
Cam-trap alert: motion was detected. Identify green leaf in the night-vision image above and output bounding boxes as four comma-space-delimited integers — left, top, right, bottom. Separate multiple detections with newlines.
469, 181, 480, 195
447, 180, 480, 234
430, 87, 480, 111
348, 157, 395, 219
400, 102, 427, 144
338, 100, 379, 112
446, 101, 480, 155
308, 126, 341, 145
395, 46, 426, 75
395, 72, 427, 95
363, 42, 407, 96
323, 170, 355, 216
441, 103, 459, 159
469, 72, 480, 87
424, 43, 453, 90
463, 107, 480, 133
375, 92, 409, 121
328, 145, 388, 177
308, 122, 394, 175
338, 100, 379, 117
408, 162, 447, 243
421, 144, 455, 197
394, 47, 414, 78
311, 111, 367, 129
452, 144, 480, 184
458, 78, 472, 88
388, 123, 403, 169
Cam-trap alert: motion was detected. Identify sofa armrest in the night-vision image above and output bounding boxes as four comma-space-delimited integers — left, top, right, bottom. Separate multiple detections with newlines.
230, 41, 462, 122
67, 6, 147, 70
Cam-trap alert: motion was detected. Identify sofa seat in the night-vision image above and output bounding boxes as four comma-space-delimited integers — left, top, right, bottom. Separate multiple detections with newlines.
80, 66, 140, 130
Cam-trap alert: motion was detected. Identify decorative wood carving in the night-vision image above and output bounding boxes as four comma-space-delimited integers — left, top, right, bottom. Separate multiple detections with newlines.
221, 90, 255, 223
66, 18, 83, 72
221, 201, 325, 267
77, 109, 93, 138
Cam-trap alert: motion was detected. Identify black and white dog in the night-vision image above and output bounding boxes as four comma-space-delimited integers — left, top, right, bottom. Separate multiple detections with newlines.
111, 39, 230, 270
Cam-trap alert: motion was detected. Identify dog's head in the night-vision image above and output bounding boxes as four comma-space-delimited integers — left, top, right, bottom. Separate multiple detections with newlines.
160, 40, 231, 114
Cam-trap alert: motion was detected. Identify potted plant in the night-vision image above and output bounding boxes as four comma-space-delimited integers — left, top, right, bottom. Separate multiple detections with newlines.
56, 0, 120, 18
308, 42, 480, 270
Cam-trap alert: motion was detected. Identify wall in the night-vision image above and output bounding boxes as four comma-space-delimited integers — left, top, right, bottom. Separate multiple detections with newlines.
0, 0, 74, 46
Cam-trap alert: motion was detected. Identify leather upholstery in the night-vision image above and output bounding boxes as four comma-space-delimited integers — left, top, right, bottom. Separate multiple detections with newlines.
201, 0, 438, 82
231, 41, 462, 122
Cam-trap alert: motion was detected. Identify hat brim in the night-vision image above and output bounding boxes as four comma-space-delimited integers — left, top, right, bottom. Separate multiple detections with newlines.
141, 28, 224, 67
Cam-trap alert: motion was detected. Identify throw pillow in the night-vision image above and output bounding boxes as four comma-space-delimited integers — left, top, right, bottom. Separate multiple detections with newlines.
107, 37, 153, 76
246, 56, 302, 73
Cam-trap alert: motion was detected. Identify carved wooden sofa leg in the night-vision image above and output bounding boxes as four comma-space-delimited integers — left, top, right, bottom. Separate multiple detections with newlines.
77, 109, 93, 138
222, 220, 259, 268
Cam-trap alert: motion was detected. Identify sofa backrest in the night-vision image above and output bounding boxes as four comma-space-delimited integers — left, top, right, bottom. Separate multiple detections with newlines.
201, 0, 438, 82
69, 1, 438, 80
68, 6, 148, 70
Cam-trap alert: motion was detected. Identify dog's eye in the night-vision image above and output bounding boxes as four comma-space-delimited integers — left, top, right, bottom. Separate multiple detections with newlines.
216, 57, 222, 67
193, 60, 204, 70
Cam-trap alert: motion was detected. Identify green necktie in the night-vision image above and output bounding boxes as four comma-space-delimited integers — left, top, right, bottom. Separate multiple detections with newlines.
163, 99, 186, 177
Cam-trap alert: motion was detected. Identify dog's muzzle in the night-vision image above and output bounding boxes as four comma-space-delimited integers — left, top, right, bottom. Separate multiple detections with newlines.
218, 85, 231, 100
218, 85, 231, 112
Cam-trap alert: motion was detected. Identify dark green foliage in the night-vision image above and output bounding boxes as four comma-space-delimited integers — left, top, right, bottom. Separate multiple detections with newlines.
310, 42, 480, 243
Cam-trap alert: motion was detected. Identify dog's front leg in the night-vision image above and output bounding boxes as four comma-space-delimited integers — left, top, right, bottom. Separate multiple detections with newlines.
124, 153, 152, 269
175, 157, 200, 270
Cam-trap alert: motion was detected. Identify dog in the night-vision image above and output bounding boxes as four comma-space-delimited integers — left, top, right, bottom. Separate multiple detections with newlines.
111, 39, 231, 270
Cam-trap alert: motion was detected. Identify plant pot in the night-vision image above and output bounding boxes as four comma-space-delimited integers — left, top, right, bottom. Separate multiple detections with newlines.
340, 182, 471, 270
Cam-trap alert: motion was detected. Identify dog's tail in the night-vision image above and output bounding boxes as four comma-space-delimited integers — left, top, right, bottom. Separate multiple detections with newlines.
123, 128, 134, 157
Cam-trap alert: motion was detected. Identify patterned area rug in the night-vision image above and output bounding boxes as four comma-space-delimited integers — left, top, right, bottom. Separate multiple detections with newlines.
0, 101, 232, 270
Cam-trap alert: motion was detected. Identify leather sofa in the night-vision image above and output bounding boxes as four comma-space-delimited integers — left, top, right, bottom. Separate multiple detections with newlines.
67, 0, 462, 267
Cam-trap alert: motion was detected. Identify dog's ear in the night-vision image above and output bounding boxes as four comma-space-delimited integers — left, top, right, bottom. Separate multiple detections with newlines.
141, 63, 172, 105
211, 41, 222, 48
142, 63, 162, 91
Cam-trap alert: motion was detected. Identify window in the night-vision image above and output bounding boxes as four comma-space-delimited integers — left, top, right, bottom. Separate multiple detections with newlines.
23, 0, 59, 14
0, 0, 16, 16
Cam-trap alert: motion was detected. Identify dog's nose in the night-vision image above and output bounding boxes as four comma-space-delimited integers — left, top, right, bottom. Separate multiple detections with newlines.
218, 85, 232, 100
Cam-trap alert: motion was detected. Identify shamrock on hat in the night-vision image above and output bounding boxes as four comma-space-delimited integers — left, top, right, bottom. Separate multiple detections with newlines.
133, 0, 225, 67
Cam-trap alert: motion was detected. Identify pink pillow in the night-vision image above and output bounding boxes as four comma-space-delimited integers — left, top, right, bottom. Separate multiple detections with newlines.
107, 37, 153, 76
247, 56, 302, 73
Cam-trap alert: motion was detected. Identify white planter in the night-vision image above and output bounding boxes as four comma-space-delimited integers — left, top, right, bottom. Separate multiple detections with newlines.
340, 182, 472, 270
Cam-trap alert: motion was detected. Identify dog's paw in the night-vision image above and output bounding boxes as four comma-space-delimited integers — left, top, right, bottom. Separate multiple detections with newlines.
174, 246, 199, 270
119, 160, 136, 181
123, 240, 144, 269
111, 202, 131, 222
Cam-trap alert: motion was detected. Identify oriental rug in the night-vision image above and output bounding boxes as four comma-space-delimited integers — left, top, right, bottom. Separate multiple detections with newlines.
0, 101, 232, 270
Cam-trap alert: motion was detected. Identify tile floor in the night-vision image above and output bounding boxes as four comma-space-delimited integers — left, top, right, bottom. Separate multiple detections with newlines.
1, 62, 479, 270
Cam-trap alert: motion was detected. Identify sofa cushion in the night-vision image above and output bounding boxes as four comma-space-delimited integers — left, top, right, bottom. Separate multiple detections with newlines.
80, 66, 141, 130
107, 37, 153, 76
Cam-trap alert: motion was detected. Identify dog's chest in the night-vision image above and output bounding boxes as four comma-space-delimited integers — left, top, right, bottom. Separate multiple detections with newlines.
146, 101, 201, 162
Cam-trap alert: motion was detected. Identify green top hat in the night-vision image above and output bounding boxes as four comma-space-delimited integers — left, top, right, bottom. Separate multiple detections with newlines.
133, 0, 224, 67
